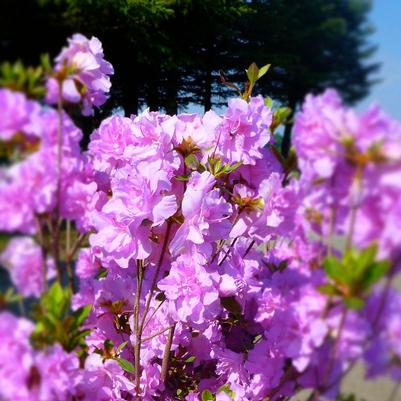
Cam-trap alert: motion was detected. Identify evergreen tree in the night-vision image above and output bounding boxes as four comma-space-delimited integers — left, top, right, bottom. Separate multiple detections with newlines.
0, 0, 378, 152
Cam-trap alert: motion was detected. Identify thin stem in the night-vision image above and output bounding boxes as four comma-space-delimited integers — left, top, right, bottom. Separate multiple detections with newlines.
65, 262, 75, 291
67, 232, 86, 261
51, 83, 64, 282
63, 232, 86, 293
134, 343, 141, 401
66, 220, 71, 257
35, 215, 48, 292
322, 361, 356, 395
345, 166, 363, 252
160, 324, 176, 382
242, 240, 255, 259
56, 82, 63, 219
134, 259, 144, 401
183, 163, 188, 192
134, 221, 172, 398
65, 220, 75, 292
211, 207, 243, 265
327, 206, 336, 256
210, 240, 227, 264
139, 221, 172, 334
51, 219, 63, 283
311, 308, 348, 401
218, 237, 238, 266
345, 202, 358, 252
371, 276, 392, 329
141, 325, 174, 343
323, 277, 396, 395
143, 299, 165, 331
211, 130, 222, 158
326, 308, 348, 378
18, 297, 26, 316
45, 218, 53, 237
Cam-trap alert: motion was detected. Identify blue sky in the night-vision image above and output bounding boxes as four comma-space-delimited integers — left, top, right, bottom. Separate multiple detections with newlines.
359, 1, 401, 119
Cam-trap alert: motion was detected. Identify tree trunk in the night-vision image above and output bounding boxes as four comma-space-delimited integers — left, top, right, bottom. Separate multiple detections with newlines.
123, 82, 139, 116
203, 42, 214, 112
204, 67, 212, 112
165, 69, 178, 115
121, 59, 139, 116
147, 79, 159, 111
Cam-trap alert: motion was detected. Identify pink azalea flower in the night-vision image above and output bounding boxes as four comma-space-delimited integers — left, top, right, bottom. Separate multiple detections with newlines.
46, 34, 113, 115
0, 237, 54, 298
205, 96, 272, 165
158, 256, 220, 326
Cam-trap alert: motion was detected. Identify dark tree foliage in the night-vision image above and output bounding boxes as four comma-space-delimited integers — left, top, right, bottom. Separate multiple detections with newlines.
233, 0, 379, 155
0, 0, 378, 151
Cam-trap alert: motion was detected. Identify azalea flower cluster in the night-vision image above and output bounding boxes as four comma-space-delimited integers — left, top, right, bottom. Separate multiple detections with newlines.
46, 33, 114, 115
1, 34, 401, 401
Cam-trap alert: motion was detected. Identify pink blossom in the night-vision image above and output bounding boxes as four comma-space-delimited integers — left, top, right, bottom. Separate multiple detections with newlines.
170, 172, 232, 256
76, 353, 134, 400
0, 237, 54, 297
0, 88, 40, 141
46, 34, 113, 115
158, 256, 220, 326
88, 115, 136, 173
90, 166, 177, 267
0, 312, 34, 401
206, 96, 272, 165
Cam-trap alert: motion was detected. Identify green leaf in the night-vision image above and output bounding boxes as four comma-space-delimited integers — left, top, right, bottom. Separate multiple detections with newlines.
2, 287, 23, 304
253, 334, 263, 344
40, 53, 51, 72
361, 260, 390, 289
72, 305, 91, 329
246, 62, 259, 84
217, 383, 235, 399
47, 282, 65, 306
344, 297, 365, 310
323, 255, 344, 283
104, 339, 114, 352
271, 107, 293, 131
343, 249, 365, 280
116, 357, 135, 373
67, 329, 91, 349
275, 107, 292, 121
208, 156, 222, 176
258, 64, 271, 79
175, 174, 190, 181
220, 161, 242, 175
0, 59, 47, 99
42, 282, 71, 319
265, 96, 273, 109
184, 154, 200, 171
317, 284, 338, 296
357, 244, 378, 270
185, 355, 196, 363
96, 267, 108, 279
117, 341, 129, 354
201, 389, 215, 401
31, 282, 92, 352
